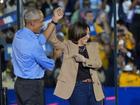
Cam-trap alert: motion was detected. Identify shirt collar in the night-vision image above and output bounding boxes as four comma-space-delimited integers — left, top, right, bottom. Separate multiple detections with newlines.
23, 27, 39, 39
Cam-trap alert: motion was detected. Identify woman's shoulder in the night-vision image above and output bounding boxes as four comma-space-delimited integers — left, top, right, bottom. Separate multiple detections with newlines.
87, 41, 99, 47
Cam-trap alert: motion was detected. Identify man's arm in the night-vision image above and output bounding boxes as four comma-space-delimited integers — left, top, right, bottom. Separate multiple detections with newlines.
43, 7, 64, 48
43, 7, 64, 39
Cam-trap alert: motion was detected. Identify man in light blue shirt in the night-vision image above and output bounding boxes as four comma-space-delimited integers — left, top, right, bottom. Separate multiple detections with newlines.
12, 29, 55, 79
12, 7, 64, 105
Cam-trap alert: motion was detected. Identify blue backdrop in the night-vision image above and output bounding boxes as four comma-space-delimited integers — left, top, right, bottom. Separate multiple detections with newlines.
0, 11, 17, 30
7, 87, 140, 105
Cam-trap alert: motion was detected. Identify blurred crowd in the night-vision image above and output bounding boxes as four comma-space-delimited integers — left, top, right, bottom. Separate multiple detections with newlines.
0, 0, 140, 89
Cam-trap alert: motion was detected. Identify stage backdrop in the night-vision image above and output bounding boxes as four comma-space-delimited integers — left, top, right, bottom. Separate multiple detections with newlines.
7, 87, 140, 105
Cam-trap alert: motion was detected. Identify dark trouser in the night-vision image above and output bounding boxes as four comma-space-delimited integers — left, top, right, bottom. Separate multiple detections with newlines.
69, 81, 103, 105
14, 77, 45, 105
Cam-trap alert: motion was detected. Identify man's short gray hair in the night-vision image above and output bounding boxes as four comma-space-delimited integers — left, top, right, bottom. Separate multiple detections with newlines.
24, 8, 43, 21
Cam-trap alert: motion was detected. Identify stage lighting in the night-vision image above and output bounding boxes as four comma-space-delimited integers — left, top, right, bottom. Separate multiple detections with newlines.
0, 0, 4, 4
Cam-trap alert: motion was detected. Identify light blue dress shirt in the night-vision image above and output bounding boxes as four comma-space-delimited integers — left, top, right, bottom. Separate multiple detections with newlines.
12, 28, 55, 79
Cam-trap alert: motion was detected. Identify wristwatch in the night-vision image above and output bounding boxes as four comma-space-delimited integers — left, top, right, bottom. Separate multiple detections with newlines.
51, 20, 58, 25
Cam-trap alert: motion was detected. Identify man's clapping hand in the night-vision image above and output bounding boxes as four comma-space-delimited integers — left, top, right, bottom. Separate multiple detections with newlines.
52, 7, 64, 23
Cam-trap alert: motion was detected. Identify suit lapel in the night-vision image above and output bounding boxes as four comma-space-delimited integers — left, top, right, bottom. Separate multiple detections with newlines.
86, 43, 93, 60
67, 41, 79, 73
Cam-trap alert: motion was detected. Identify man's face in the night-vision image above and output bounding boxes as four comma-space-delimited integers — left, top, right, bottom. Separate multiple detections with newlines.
30, 11, 44, 33
33, 17, 44, 33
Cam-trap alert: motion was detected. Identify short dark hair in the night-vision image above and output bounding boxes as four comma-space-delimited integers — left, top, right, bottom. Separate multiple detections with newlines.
68, 21, 89, 43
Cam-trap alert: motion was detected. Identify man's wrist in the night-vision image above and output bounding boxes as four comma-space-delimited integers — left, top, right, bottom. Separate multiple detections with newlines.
51, 20, 58, 25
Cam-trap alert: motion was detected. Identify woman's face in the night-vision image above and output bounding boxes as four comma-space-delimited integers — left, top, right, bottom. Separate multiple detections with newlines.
78, 27, 90, 46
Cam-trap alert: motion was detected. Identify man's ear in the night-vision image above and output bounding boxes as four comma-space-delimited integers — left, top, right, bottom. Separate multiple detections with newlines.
30, 22, 35, 26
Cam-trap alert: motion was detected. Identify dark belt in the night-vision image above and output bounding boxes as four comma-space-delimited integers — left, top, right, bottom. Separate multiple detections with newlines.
82, 79, 93, 83
17, 77, 43, 80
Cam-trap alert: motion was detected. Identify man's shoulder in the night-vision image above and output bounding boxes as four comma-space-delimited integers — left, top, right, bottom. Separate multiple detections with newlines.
16, 28, 26, 34
14, 28, 36, 47
15, 28, 33, 37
